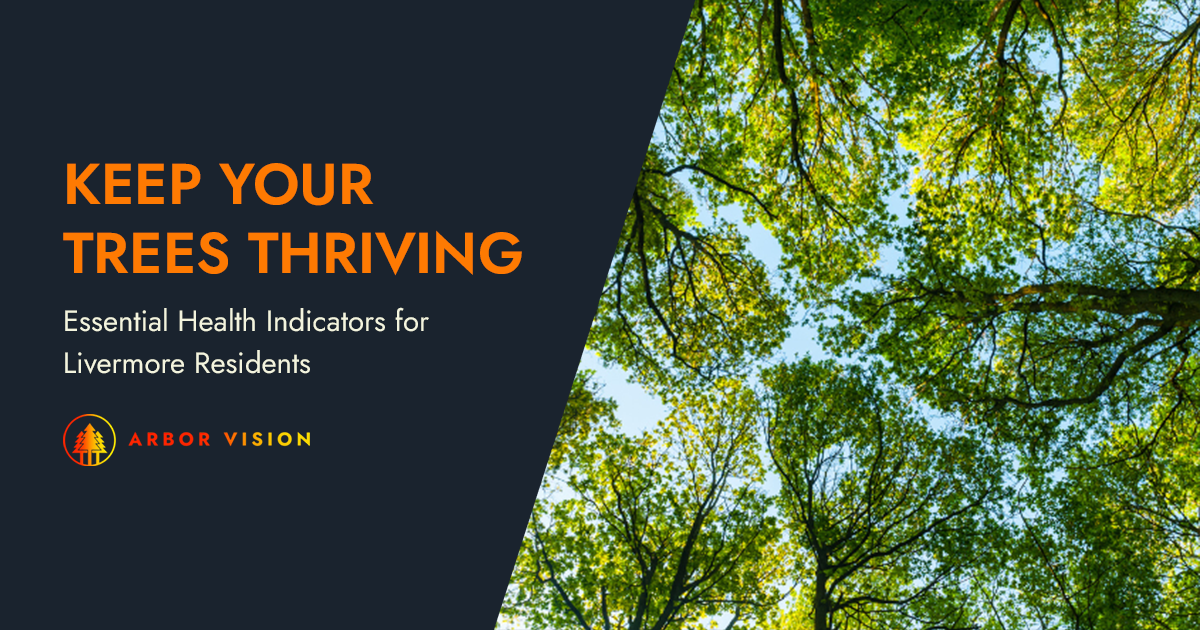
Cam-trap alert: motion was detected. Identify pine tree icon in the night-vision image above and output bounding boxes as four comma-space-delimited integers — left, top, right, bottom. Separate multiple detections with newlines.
73, 423, 107, 466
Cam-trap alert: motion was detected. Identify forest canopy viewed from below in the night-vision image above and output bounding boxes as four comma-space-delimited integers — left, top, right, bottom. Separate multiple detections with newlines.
503, 1, 1200, 628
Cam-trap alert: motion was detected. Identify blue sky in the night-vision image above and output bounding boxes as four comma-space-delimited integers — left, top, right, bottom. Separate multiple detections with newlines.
579, 200, 831, 435
580, 181, 915, 435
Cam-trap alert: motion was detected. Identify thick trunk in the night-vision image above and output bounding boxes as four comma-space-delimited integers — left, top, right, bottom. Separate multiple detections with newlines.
814, 564, 830, 630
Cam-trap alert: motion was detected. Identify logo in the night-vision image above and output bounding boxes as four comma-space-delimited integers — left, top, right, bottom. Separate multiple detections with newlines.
60, 414, 313, 466
63, 414, 116, 466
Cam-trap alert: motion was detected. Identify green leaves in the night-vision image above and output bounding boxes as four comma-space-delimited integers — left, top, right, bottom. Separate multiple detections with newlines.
1009, 381, 1200, 629
826, 0, 1200, 444
504, 381, 780, 630
590, 158, 792, 390
512, 1, 1200, 628
764, 358, 1005, 630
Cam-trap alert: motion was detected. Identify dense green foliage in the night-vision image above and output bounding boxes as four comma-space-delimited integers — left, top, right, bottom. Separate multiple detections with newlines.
506, 0, 1198, 628
765, 359, 1007, 630
507, 382, 781, 630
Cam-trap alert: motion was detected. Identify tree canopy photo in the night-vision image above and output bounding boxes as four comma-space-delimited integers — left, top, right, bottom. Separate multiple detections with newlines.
504, 0, 1199, 628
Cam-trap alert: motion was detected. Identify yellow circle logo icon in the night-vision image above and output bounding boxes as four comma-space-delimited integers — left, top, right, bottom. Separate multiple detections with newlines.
63, 414, 116, 466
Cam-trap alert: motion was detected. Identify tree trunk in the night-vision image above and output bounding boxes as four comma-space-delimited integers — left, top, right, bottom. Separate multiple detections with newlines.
814, 563, 830, 630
